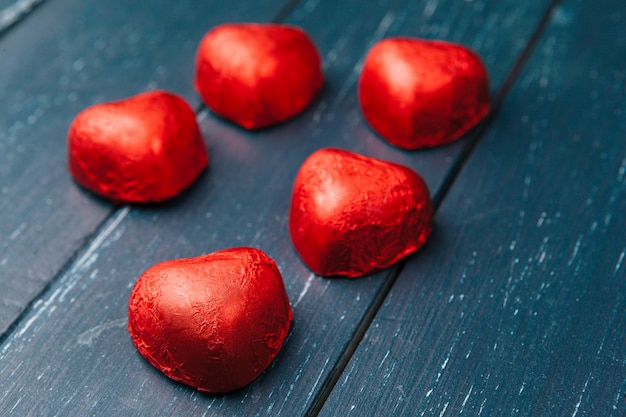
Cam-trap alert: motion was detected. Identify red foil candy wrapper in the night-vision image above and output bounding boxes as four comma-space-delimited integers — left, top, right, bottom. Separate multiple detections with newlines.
68, 90, 208, 203
128, 247, 293, 393
194, 23, 323, 129
359, 38, 490, 150
289, 148, 433, 278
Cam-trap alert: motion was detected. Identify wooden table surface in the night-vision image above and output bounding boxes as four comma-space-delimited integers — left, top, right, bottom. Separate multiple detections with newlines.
0, 0, 624, 415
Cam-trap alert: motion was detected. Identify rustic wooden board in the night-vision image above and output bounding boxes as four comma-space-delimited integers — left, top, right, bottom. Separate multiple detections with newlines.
0, 0, 555, 415
0, 0, 46, 34
319, 0, 626, 415
0, 0, 292, 336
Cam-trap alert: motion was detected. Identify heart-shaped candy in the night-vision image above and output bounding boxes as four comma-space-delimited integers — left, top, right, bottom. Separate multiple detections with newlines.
68, 90, 208, 203
128, 247, 293, 393
289, 148, 433, 278
194, 23, 323, 129
359, 38, 490, 149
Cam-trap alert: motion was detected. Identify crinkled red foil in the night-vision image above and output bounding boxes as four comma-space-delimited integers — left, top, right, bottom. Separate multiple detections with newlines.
359, 38, 490, 149
128, 247, 293, 393
289, 148, 433, 278
68, 90, 208, 203
194, 23, 323, 129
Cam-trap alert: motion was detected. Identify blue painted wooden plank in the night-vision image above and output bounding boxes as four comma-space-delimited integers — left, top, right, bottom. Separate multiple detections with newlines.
0, 0, 552, 415
0, 0, 291, 336
319, 0, 626, 415
0, 0, 45, 34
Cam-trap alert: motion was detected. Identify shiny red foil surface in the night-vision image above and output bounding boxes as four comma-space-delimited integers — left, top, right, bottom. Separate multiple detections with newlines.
289, 148, 433, 278
68, 90, 208, 203
194, 23, 323, 129
128, 247, 293, 393
358, 38, 490, 150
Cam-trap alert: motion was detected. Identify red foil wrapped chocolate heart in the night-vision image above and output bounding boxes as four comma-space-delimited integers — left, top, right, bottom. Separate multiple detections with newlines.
358, 38, 490, 149
128, 247, 293, 393
68, 90, 208, 203
194, 23, 323, 129
289, 148, 433, 278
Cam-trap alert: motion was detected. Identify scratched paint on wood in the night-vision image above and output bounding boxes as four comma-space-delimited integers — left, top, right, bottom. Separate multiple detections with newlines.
319, 0, 626, 415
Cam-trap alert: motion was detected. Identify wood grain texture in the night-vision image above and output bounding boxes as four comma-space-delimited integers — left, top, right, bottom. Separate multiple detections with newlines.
0, 0, 290, 336
0, 0, 553, 416
319, 0, 626, 416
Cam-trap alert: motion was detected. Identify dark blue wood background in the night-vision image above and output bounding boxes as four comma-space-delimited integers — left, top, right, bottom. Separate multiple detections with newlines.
0, 0, 623, 415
